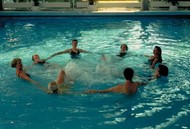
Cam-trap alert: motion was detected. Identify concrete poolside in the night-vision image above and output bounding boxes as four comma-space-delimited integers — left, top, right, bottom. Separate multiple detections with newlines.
0, 10, 190, 17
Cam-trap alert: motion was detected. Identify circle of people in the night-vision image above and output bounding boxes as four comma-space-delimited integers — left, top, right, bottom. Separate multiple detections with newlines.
11, 39, 169, 95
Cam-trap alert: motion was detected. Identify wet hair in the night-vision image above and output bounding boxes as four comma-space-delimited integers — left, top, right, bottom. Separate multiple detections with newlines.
32, 55, 35, 61
72, 39, 78, 43
32, 54, 39, 61
158, 64, 168, 77
123, 68, 134, 81
48, 81, 58, 94
11, 58, 21, 68
155, 46, 162, 63
121, 44, 128, 51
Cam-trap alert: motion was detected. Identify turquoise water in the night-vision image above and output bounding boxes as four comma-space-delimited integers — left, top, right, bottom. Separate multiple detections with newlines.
0, 17, 190, 129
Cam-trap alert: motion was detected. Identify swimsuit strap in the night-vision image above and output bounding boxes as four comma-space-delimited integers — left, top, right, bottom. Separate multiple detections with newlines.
70, 49, 80, 54
70, 49, 81, 59
17, 71, 30, 78
117, 52, 126, 57
37, 60, 45, 64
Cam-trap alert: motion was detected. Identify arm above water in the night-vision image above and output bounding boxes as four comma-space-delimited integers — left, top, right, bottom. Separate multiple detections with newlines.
17, 71, 31, 81
44, 49, 70, 61
78, 49, 90, 53
85, 84, 124, 94
144, 54, 151, 58
56, 70, 65, 90
150, 58, 159, 69
136, 81, 147, 87
29, 79, 48, 93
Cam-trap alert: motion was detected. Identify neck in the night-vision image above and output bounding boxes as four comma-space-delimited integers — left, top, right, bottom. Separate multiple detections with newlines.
126, 80, 132, 83
120, 50, 126, 53
16, 67, 22, 71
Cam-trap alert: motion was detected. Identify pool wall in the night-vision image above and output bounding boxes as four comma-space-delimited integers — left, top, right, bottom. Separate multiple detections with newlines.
0, 11, 190, 17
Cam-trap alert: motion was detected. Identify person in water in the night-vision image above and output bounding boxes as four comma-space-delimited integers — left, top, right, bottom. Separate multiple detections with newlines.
154, 64, 169, 79
44, 39, 89, 60
145, 46, 162, 69
11, 58, 31, 81
101, 43, 128, 61
32, 54, 46, 64
11, 58, 47, 92
47, 69, 74, 94
116, 43, 128, 57
85, 68, 146, 95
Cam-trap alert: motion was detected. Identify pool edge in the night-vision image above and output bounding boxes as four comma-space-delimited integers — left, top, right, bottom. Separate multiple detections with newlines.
0, 11, 190, 17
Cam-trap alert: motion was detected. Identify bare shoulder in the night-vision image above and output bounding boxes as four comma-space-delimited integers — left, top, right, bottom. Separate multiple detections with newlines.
107, 84, 124, 92
135, 81, 147, 87
78, 49, 88, 53
63, 49, 71, 53
137, 82, 147, 86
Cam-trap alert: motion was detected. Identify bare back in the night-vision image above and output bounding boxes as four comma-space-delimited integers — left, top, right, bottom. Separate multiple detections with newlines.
125, 81, 140, 94
94, 81, 142, 95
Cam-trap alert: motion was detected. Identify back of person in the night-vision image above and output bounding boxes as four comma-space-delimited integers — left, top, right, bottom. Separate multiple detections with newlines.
125, 82, 138, 94
85, 67, 146, 95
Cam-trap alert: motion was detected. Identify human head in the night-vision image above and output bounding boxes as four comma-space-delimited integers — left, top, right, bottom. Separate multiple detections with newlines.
48, 81, 58, 94
11, 58, 22, 68
120, 44, 128, 52
154, 46, 162, 56
123, 68, 134, 81
32, 54, 40, 61
72, 39, 78, 48
157, 64, 169, 77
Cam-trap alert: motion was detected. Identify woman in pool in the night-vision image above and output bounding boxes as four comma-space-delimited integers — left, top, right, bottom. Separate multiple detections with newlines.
102, 43, 128, 61
32, 54, 46, 64
116, 43, 128, 57
11, 58, 31, 81
31, 54, 62, 70
11, 58, 48, 92
145, 46, 162, 69
47, 69, 74, 94
44, 39, 89, 60
85, 68, 146, 95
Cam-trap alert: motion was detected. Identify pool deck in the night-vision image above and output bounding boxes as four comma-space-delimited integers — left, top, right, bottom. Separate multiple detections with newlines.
0, 10, 190, 17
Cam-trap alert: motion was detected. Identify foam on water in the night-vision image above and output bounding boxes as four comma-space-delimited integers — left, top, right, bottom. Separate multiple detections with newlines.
0, 17, 190, 129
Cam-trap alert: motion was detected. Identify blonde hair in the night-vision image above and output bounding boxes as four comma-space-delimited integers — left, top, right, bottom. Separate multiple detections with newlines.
11, 58, 21, 68
48, 81, 58, 93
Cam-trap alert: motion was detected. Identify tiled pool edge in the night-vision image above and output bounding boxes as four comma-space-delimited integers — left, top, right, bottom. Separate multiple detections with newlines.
0, 11, 190, 17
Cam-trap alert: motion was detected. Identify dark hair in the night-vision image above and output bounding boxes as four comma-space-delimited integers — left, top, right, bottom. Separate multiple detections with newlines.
72, 39, 78, 43
155, 46, 162, 63
123, 68, 134, 81
158, 64, 168, 76
32, 55, 35, 61
121, 44, 128, 51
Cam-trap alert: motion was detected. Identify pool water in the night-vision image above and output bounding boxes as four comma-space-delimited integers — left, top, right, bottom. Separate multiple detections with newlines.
0, 17, 190, 129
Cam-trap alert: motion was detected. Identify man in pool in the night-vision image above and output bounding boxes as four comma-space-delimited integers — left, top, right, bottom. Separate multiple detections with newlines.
44, 39, 90, 60
85, 68, 146, 95
153, 64, 169, 79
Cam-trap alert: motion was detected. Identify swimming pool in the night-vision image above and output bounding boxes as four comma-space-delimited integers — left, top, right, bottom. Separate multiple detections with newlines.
0, 16, 190, 129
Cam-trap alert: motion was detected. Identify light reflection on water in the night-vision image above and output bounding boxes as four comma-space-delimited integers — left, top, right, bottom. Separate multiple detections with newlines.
0, 17, 190, 129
